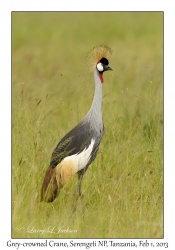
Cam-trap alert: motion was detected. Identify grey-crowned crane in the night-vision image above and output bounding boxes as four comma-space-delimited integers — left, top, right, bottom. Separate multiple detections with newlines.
41, 45, 113, 209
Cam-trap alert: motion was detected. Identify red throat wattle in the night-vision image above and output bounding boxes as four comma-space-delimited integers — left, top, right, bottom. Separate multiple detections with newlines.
99, 74, 104, 83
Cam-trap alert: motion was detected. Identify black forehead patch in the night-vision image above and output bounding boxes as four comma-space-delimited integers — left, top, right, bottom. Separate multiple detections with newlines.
100, 57, 109, 65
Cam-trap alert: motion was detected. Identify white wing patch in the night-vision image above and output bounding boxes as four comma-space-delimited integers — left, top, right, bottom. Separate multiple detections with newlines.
61, 138, 95, 173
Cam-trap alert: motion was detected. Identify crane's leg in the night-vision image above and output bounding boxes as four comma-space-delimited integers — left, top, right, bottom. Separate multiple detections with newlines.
73, 171, 84, 212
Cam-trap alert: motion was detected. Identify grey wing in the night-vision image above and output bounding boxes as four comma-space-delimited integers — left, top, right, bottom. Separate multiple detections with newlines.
50, 122, 94, 169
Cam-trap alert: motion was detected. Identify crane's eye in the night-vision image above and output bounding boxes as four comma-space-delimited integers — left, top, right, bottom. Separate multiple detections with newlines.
96, 62, 104, 72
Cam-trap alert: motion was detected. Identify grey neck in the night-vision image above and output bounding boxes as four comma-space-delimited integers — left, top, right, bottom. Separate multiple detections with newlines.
84, 69, 103, 128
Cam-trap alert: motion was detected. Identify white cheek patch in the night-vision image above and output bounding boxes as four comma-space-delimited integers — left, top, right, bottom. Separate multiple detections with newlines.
97, 62, 104, 72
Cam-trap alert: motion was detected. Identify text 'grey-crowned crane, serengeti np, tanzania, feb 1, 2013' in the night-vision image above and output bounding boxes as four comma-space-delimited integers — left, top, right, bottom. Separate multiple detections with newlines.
40, 45, 113, 211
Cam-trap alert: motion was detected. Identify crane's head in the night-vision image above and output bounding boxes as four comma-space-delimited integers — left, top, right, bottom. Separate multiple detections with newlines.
87, 45, 113, 83
96, 57, 113, 83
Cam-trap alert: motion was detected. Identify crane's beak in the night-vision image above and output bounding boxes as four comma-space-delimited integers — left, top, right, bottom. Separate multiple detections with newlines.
103, 65, 114, 71
107, 66, 114, 71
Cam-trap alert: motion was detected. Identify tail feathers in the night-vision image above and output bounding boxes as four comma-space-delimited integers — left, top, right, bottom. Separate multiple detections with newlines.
41, 167, 62, 202
41, 159, 77, 203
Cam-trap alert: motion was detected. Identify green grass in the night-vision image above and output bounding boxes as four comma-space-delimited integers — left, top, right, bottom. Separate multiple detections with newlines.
12, 12, 163, 238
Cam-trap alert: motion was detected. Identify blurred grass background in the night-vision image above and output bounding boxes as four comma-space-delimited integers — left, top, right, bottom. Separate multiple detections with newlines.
12, 12, 163, 238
